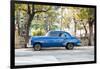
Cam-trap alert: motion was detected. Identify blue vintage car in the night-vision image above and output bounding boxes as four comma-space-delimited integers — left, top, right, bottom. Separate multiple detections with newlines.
30, 31, 81, 51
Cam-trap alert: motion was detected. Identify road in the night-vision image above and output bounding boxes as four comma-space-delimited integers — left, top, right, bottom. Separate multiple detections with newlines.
15, 46, 94, 66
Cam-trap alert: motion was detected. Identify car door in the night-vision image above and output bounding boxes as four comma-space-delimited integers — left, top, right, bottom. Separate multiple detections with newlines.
51, 37, 64, 47
46, 37, 57, 47
50, 33, 67, 47
43, 37, 61, 47
59, 32, 71, 46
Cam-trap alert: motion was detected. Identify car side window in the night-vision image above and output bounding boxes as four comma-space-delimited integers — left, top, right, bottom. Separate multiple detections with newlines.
60, 33, 69, 38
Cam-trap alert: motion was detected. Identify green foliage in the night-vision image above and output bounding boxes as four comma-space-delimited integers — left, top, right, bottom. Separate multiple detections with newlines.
77, 8, 95, 20
15, 3, 95, 37
32, 29, 46, 36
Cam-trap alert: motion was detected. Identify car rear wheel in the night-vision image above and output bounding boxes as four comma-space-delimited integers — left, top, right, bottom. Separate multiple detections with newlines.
66, 43, 74, 50
34, 43, 41, 51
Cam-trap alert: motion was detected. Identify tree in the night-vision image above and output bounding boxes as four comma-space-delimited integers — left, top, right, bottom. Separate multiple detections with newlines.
66, 7, 80, 36
15, 4, 52, 47
65, 7, 95, 46
30, 6, 59, 33
76, 8, 95, 45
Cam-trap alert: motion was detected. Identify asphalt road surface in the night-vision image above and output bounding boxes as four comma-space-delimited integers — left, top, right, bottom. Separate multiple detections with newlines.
15, 46, 94, 66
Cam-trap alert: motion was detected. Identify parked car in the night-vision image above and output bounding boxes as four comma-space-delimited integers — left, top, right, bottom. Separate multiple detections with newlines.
29, 31, 81, 51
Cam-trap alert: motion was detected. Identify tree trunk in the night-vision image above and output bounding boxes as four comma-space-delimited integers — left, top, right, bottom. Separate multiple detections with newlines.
74, 22, 77, 36
15, 9, 21, 48
74, 18, 77, 36
24, 4, 51, 47
88, 18, 93, 46
82, 22, 87, 37
24, 4, 35, 48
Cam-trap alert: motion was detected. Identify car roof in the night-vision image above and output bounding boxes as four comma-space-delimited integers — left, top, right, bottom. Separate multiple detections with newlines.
48, 30, 71, 35
49, 30, 64, 32
49, 30, 68, 33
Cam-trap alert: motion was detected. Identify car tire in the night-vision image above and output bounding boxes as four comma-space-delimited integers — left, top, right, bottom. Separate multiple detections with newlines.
34, 43, 41, 51
66, 43, 74, 50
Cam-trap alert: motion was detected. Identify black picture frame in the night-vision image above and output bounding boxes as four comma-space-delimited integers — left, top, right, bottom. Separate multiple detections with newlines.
10, 0, 97, 69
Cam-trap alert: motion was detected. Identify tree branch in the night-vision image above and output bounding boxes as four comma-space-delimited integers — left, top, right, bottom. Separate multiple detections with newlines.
34, 7, 51, 13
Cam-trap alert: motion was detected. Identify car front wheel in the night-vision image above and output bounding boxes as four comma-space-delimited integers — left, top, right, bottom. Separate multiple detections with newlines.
65, 43, 74, 50
34, 43, 41, 51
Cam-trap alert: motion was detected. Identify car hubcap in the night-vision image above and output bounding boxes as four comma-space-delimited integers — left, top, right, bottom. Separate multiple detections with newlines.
35, 44, 41, 50
68, 44, 73, 49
